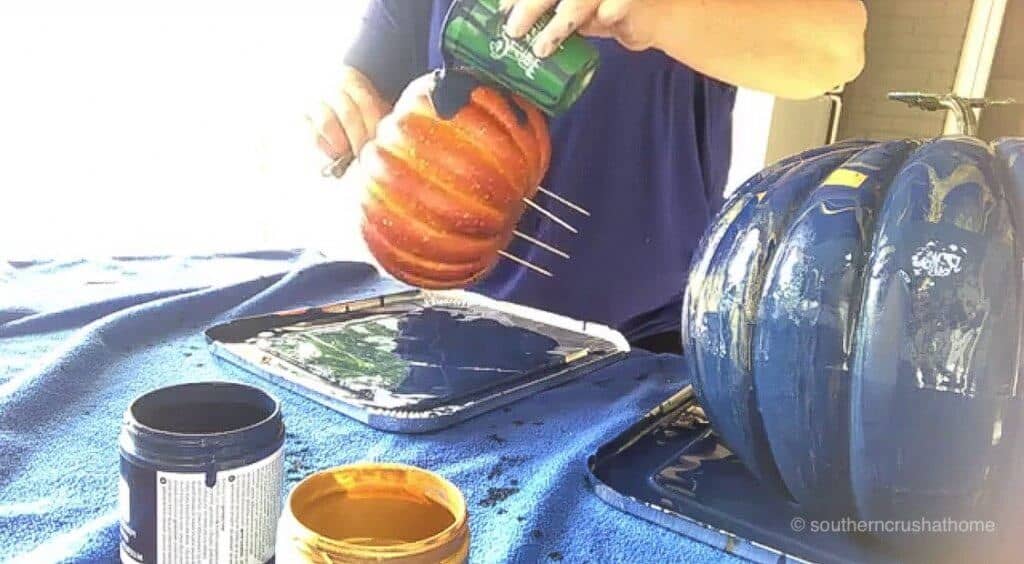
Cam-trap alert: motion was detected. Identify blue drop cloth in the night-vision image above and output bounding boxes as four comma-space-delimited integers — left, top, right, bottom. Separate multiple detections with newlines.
0, 252, 737, 563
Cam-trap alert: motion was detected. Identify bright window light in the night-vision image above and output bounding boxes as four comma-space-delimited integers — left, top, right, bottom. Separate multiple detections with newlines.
1, 1, 371, 261
1, 1, 769, 262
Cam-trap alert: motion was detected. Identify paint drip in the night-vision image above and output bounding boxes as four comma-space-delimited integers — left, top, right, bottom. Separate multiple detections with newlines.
118, 382, 285, 564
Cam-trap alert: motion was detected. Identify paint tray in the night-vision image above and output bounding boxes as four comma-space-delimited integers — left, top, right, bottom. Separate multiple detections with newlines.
206, 289, 628, 433
586, 385, 1019, 564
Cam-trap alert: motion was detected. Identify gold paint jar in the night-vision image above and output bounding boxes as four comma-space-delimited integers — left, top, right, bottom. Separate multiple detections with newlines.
276, 463, 470, 563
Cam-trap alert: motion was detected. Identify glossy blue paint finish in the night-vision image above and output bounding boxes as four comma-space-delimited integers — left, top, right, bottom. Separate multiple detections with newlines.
726, 139, 877, 203
754, 140, 919, 515
996, 138, 1024, 225
850, 137, 1021, 525
683, 146, 866, 492
993, 139, 1024, 535
684, 136, 1024, 533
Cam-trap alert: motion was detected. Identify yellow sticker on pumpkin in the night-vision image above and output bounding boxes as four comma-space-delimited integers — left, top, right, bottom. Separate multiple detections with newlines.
823, 168, 868, 189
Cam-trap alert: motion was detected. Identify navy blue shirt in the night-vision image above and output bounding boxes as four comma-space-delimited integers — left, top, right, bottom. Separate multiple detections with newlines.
345, 0, 736, 341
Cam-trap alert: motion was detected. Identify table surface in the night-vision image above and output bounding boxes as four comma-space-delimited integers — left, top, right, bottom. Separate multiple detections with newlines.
0, 252, 740, 563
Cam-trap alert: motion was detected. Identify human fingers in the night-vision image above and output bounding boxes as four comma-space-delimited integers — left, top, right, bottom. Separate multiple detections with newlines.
529, 0, 601, 57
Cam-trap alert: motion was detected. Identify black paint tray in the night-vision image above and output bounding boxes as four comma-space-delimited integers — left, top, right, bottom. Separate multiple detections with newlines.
206, 289, 629, 433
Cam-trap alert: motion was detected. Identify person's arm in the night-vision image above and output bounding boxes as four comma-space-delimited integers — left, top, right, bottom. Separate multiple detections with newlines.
310, 0, 431, 161
638, 0, 866, 99
504, 0, 866, 100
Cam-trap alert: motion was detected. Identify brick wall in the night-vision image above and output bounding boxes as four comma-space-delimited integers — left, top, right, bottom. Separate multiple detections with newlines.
837, 0, 974, 140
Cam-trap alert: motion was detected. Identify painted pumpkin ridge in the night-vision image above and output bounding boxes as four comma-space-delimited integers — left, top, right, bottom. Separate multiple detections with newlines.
362, 221, 494, 283
685, 135, 1024, 546
361, 190, 502, 264
417, 99, 533, 195
384, 113, 520, 215
363, 145, 507, 236
358, 75, 551, 290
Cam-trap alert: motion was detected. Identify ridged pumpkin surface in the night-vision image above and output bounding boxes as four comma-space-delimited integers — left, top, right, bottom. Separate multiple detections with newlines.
682, 136, 1024, 532
357, 76, 551, 289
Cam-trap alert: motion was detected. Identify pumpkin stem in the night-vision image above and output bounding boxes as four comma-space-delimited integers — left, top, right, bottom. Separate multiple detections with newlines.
887, 92, 1018, 136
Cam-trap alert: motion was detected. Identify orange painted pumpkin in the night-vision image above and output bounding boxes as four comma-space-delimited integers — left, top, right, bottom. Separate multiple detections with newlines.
356, 74, 551, 289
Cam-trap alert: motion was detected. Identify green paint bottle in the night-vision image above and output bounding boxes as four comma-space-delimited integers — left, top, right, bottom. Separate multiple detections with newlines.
442, 0, 600, 116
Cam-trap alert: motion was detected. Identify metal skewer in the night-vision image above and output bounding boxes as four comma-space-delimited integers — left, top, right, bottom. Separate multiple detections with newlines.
325, 156, 582, 233
498, 250, 553, 277
537, 186, 590, 216
523, 199, 578, 234
324, 158, 589, 223
513, 230, 569, 259
320, 155, 567, 275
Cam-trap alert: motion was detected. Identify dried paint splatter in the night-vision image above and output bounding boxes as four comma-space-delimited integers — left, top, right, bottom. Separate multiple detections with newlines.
487, 454, 528, 480
488, 433, 508, 444
480, 487, 519, 507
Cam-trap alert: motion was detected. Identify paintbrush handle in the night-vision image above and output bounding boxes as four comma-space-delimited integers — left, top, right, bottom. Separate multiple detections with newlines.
321, 154, 356, 178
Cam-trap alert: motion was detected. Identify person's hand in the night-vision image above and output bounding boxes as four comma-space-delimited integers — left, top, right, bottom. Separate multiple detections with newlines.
307, 66, 390, 161
500, 0, 657, 57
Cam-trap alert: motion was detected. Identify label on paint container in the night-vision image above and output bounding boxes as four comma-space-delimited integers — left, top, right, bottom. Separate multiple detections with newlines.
121, 448, 284, 564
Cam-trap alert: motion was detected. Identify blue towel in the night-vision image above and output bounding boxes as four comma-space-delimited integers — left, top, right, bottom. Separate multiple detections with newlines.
0, 252, 737, 563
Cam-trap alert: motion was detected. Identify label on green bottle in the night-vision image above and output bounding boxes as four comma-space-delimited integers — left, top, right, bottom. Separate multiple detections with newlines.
442, 0, 600, 116
488, 23, 544, 80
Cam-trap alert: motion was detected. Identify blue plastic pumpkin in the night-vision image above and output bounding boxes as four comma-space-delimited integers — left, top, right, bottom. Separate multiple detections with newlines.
682, 135, 1024, 527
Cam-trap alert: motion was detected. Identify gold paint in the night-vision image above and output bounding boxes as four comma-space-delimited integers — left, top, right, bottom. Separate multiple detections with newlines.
277, 464, 469, 563
563, 348, 591, 363
822, 168, 868, 189
920, 162, 992, 230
